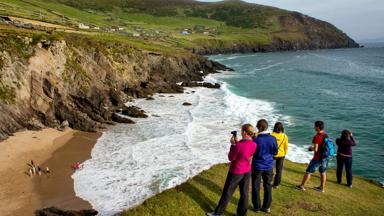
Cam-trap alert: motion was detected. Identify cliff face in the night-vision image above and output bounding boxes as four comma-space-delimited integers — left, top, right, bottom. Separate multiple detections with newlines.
0, 35, 226, 140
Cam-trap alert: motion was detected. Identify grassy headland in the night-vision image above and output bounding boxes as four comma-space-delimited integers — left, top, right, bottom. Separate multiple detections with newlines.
0, 0, 358, 54
123, 160, 384, 216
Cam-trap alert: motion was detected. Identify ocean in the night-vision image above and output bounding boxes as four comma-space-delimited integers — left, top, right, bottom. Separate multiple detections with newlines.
73, 45, 384, 215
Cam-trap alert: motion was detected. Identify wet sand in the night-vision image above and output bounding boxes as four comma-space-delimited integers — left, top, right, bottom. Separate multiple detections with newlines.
0, 129, 101, 216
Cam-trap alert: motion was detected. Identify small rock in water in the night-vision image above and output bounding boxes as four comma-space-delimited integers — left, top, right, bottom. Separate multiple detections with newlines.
146, 97, 155, 100
122, 106, 148, 118
181, 81, 221, 89
182, 102, 192, 106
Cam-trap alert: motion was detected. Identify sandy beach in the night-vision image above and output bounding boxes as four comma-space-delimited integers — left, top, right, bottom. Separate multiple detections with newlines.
0, 128, 101, 216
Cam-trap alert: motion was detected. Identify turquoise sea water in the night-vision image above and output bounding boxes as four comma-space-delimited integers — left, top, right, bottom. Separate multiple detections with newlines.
209, 46, 384, 184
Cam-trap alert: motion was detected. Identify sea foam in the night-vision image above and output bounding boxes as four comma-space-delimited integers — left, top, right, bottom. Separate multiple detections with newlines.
73, 73, 311, 215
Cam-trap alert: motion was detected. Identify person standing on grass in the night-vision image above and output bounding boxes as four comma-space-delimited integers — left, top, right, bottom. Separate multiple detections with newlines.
207, 124, 257, 216
296, 121, 328, 193
271, 122, 289, 188
251, 119, 278, 213
336, 130, 356, 188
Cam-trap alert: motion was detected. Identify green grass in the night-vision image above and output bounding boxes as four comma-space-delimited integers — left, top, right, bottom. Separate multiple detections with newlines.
0, 0, 356, 54
123, 160, 384, 216
0, 0, 298, 52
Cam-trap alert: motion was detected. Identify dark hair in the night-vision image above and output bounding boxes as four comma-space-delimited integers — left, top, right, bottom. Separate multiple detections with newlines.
256, 119, 268, 132
314, 121, 324, 130
241, 124, 254, 137
340, 129, 351, 141
273, 122, 284, 133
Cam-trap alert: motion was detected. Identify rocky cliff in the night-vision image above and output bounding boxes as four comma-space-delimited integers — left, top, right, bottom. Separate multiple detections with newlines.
0, 33, 227, 140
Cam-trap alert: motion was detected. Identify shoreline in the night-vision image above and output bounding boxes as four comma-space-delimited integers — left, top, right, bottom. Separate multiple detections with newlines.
0, 128, 101, 216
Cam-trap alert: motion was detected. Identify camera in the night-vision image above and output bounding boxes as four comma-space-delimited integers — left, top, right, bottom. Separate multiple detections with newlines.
231, 131, 237, 137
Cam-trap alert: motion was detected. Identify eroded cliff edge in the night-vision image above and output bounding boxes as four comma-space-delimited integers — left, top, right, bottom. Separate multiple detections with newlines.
0, 33, 228, 140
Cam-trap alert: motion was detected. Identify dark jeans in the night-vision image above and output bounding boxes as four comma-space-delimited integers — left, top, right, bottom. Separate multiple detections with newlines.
215, 171, 251, 216
337, 155, 353, 186
252, 169, 273, 211
273, 157, 285, 186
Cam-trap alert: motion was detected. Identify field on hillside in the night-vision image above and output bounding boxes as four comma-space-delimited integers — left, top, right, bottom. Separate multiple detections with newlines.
0, 0, 287, 51
123, 161, 384, 216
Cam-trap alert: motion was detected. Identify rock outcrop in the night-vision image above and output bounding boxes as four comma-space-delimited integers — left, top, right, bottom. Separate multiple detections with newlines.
111, 113, 135, 124
181, 81, 221, 89
35, 207, 97, 216
0, 35, 225, 140
121, 106, 148, 118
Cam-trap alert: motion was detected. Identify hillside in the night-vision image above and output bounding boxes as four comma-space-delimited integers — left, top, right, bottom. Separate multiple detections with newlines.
0, 0, 360, 138
0, 25, 228, 140
123, 161, 384, 216
0, 0, 359, 54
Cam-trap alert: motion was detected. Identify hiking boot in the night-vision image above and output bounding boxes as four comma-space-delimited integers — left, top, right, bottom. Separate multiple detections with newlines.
261, 208, 271, 213
206, 212, 221, 216
295, 185, 306, 191
314, 186, 325, 193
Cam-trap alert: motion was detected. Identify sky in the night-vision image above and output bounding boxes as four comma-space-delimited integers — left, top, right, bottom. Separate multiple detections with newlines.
200, 0, 384, 41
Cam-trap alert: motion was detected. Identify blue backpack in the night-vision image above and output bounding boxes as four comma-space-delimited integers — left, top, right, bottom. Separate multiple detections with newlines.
321, 134, 336, 159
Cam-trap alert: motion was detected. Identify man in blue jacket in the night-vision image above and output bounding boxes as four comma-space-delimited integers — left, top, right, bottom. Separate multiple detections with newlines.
252, 119, 278, 213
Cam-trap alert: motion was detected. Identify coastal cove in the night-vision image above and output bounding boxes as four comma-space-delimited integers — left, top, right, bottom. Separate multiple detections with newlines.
74, 46, 384, 215
0, 0, 382, 215
1, 46, 384, 215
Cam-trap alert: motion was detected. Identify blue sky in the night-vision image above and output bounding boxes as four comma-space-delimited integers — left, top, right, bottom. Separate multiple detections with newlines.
200, 0, 384, 41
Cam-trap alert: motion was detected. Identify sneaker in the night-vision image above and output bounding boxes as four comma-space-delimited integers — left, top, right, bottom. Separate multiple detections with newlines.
295, 185, 306, 191
348, 185, 353, 188
273, 185, 279, 189
313, 186, 325, 193
206, 212, 221, 216
261, 208, 271, 213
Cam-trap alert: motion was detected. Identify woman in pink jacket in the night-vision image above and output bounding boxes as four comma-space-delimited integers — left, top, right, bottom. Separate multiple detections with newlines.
207, 124, 257, 216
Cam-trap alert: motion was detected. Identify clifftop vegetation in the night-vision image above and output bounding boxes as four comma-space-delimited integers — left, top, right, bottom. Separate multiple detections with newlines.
0, 0, 358, 54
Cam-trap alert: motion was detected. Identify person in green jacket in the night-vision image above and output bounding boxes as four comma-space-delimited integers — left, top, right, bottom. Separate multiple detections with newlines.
271, 122, 289, 188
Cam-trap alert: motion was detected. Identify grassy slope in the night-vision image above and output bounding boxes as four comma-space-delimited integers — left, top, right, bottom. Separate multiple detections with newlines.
123, 160, 384, 216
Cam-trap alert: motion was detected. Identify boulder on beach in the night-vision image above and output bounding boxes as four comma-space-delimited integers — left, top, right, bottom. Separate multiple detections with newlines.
182, 102, 192, 106
58, 120, 69, 131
